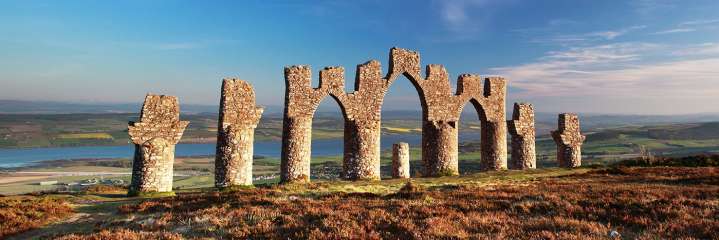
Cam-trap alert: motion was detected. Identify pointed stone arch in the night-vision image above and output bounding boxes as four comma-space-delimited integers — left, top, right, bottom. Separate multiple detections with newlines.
280, 47, 508, 183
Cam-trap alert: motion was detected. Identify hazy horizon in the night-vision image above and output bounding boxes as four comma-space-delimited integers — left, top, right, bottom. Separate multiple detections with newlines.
1, 0, 718, 115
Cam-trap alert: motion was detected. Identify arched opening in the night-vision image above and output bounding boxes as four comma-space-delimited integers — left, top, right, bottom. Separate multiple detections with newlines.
458, 98, 488, 174
309, 95, 346, 180
379, 74, 425, 178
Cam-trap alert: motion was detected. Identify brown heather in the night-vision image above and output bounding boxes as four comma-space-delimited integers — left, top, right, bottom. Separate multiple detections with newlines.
0, 196, 73, 238
60, 167, 718, 239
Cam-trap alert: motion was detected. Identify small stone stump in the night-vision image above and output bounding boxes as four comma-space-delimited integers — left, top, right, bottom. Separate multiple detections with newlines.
215, 79, 264, 188
392, 142, 410, 178
507, 103, 536, 169
551, 113, 586, 168
128, 94, 189, 196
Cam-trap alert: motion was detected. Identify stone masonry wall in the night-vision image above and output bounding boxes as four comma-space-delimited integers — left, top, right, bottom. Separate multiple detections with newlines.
215, 79, 263, 187
551, 113, 585, 168
507, 103, 536, 169
280, 47, 508, 183
392, 142, 410, 179
128, 95, 189, 195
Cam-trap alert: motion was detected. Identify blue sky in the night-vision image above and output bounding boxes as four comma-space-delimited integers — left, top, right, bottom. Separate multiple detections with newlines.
0, 0, 718, 114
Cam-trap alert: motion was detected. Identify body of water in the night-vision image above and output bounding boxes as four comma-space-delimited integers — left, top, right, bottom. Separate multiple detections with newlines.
0, 133, 481, 168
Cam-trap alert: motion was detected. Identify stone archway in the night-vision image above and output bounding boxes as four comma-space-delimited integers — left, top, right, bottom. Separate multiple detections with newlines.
280, 47, 508, 183
280, 66, 348, 183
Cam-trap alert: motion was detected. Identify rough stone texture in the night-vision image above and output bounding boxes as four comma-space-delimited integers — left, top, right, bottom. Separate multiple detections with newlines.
507, 103, 536, 169
392, 142, 410, 179
128, 95, 189, 195
385, 48, 507, 175
215, 79, 263, 188
551, 113, 586, 168
280, 47, 508, 183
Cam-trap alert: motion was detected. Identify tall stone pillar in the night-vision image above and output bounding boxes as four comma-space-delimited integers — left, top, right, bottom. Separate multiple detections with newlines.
342, 120, 382, 180
507, 103, 536, 169
281, 117, 313, 182
128, 95, 189, 196
333, 61, 386, 181
392, 142, 410, 178
215, 79, 263, 188
280, 65, 335, 183
422, 121, 458, 176
478, 77, 508, 171
552, 113, 586, 168
480, 120, 508, 170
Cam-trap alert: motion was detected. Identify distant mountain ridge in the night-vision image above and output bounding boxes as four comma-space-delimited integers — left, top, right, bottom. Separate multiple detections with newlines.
0, 100, 269, 115
2, 100, 719, 128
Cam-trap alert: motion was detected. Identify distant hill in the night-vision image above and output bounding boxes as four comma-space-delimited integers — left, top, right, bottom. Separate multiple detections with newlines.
2, 99, 719, 130
0, 100, 223, 114
645, 122, 719, 140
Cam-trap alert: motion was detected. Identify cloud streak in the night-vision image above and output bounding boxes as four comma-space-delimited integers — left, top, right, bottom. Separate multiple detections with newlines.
491, 42, 719, 99
653, 28, 696, 34
680, 19, 719, 26
526, 24, 646, 45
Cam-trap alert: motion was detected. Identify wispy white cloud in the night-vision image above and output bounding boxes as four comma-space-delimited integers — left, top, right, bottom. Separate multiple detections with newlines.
680, 19, 719, 26
653, 28, 696, 34
528, 25, 646, 44
672, 43, 719, 56
587, 25, 647, 40
491, 42, 719, 99
434, 0, 515, 41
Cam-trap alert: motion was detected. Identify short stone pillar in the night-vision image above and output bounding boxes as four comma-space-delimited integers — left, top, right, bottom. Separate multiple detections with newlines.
392, 142, 410, 178
422, 121, 459, 176
507, 103, 536, 169
215, 79, 263, 188
551, 113, 586, 168
128, 95, 189, 196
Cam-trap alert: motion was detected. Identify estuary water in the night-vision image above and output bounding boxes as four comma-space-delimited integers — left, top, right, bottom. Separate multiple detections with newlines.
0, 133, 481, 168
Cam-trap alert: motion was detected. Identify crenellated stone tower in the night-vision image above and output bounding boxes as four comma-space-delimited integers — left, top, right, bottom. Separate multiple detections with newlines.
215, 79, 263, 188
280, 47, 508, 183
128, 94, 189, 196
551, 113, 585, 168
507, 103, 536, 169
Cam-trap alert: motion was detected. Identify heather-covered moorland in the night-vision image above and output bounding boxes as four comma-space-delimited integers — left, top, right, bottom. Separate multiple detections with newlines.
3, 164, 717, 239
